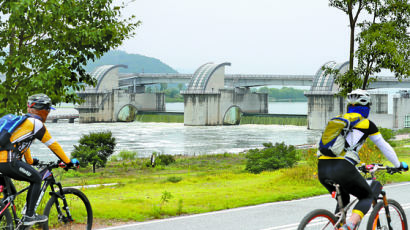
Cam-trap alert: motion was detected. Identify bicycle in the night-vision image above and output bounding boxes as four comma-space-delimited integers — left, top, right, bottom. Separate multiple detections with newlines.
297, 163, 408, 230
0, 161, 93, 230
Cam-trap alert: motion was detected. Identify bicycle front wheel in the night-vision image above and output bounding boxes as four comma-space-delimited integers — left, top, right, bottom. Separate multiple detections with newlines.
367, 199, 407, 230
297, 209, 337, 230
0, 203, 13, 230
42, 188, 93, 230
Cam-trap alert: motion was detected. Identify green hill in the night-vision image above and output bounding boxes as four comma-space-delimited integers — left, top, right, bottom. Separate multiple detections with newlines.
85, 50, 178, 74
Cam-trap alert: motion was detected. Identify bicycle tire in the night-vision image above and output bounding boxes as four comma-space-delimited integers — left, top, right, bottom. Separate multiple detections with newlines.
297, 209, 337, 230
42, 188, 93, 230
366, 199, 408, 230
0, 203, 13, 230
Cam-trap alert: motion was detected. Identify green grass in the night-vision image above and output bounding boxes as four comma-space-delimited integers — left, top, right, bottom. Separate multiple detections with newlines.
134, 114, 307, 126
49, 141, 409, 224
135, 114, 184, 123
240, 116, 307, 126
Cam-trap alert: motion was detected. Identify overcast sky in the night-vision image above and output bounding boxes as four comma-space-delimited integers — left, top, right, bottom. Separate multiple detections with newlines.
116, 0, 356, 75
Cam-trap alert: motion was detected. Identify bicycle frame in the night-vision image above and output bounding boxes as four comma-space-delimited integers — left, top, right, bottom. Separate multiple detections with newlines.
0, 163, 72, 228
330, 164, 399, 230
332, 183, 359, 228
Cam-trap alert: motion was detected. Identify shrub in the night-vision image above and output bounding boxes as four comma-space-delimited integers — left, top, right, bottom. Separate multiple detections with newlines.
72, 131, 116, 173
157, 154, 176, 166
148, 153, 176, 167
359, 141, 383, 165
378, 127, 394, 144
167, 176, 182, 183
245, 142, 298, 174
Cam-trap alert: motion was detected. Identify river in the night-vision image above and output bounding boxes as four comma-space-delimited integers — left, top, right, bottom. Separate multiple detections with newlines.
31, 102, 320, 160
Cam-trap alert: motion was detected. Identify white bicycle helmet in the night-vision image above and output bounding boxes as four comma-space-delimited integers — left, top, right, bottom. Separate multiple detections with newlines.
346, 89, 371, 106
27, 93, 54, 110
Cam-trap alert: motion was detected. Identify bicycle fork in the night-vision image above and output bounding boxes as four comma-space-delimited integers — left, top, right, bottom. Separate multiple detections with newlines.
378, 191, 393, 230
49, 182, 74, 223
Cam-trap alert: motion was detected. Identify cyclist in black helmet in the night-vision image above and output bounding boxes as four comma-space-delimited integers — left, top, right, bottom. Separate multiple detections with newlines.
0, 93, 79, 226
317, 89, 408, 230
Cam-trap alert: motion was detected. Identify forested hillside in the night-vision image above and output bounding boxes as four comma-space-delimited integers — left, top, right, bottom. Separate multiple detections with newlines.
84, 50, 178, 74
254, 87, 307, 102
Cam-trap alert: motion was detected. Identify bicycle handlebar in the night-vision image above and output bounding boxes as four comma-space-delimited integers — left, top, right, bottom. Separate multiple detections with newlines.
357, 163, 403, 175
36, 160, 79, 171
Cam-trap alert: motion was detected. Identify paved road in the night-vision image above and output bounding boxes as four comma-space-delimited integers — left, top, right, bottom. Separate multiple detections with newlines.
99, 182, 410, 230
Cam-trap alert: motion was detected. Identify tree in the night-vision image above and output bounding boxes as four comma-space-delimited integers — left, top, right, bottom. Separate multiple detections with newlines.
328, 0, 409, 95
71, 131, 116, 173
356, 0, 410, 88
0, 0, 140, 115
329, 0, 369, 93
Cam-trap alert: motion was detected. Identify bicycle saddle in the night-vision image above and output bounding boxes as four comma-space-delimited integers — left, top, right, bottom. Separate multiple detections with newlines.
323, 179, 338, 186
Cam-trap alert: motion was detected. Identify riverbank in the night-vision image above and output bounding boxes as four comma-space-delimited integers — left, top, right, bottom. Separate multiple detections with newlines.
46, 138, 410, 228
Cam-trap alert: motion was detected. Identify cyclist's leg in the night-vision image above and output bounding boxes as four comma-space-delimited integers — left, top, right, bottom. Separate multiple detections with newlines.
336, 161, 373, 225
318, 159, 351, 212
0, 161, 42, 216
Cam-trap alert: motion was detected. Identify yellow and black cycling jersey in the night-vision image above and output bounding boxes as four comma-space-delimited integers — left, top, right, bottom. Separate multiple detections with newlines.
0, 117, 70, 165
319, 112, 400, 167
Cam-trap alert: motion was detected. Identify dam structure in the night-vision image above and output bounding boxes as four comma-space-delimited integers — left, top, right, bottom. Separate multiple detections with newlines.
75, 61, 410, 129
305, 61, 410, 130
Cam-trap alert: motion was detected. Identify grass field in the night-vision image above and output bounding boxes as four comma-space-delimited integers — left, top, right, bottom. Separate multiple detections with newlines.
33, 138, 408, 228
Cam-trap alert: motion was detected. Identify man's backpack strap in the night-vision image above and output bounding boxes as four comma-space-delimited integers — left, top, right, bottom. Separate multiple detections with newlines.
343, 116, 364, 152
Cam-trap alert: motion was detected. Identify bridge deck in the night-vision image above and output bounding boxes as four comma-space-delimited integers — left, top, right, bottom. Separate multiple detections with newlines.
118, 73, 410, 88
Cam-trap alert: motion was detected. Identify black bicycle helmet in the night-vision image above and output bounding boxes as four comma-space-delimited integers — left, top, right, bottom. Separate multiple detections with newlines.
27, 94, 54, 110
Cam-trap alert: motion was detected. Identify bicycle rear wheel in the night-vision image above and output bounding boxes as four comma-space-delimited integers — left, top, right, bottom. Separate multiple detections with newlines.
367, 199, 407, 230
0, 203, 13, 230
42, 188, 93, 230
297, 209, 337, 230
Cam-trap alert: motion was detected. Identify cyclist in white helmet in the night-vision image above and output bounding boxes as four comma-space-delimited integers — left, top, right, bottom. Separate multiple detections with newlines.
317, 89, 408, 230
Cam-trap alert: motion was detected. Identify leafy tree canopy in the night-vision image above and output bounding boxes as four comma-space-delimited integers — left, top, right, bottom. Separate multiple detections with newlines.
328, 0, 409, 95
0, 0, 140, 115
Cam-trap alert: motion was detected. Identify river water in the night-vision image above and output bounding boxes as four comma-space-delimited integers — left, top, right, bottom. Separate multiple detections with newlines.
31, 102, 321, 160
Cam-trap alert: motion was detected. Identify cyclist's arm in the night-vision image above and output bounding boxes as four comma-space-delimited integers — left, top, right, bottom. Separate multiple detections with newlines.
23, 148, 34, 165
34, 124, 70, 164
369, 133, 400, 168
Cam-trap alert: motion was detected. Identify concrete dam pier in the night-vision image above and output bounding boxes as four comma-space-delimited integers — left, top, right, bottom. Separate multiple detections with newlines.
75, 65, 165, 123
182, 63, 268, 125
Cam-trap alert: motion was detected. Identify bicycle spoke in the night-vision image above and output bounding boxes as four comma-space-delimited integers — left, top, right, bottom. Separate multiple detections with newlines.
46, 192, 90, 229
298, 209, 337, 230
301, 216, 335, 230
367, 200, 407, 230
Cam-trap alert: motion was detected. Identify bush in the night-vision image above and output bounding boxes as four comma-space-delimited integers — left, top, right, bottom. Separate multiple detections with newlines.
157, 154, 176, 166
245, 142, 298, 174
166, 176, 182, 183
378, 127, 394, 143
72, 131, 116, 173
147, 153, 176, 167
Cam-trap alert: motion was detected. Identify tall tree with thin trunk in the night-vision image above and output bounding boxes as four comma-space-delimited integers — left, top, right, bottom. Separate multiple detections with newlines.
329, 0, 369, 94
356, 0, 410, 89
328, 0, 409, 95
